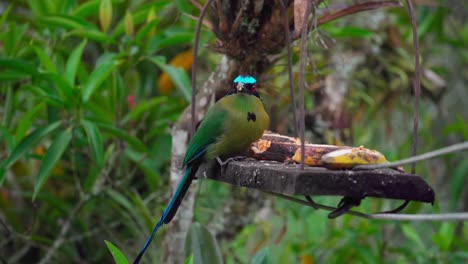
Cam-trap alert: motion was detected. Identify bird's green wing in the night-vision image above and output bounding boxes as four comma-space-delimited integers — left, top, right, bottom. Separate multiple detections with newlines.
183, 104, 227, 166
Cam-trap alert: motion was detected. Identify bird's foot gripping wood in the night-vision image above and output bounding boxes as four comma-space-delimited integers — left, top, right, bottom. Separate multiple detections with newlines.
328, 196, 363, 219
216, 156, 246, 167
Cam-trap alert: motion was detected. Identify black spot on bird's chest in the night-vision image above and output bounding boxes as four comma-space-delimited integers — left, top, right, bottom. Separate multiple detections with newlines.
247, 112, 256, 122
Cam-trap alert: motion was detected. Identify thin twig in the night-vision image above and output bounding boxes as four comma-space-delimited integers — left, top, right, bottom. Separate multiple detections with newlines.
279, 0, 298, 137
298, 0, 312, 170
231, 1, 247, 34
191, 0, 214, 137
370, 213, 468, 221
189, 0, 203, 10
265, 191, 370, 218
37, 197, 88, 264
354, 141, 468, 170
315, 0, 402, 27
268, 192, 468, 221
0, 216, 10, 237
64, 221, 120, 243
405, 0, 422, 174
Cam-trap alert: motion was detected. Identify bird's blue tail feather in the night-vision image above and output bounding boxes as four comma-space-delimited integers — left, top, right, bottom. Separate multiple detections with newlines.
133, 166, 192, 264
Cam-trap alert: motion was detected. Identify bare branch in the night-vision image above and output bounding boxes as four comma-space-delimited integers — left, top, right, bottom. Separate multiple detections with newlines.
37, 197, 88, 264
370, 212, 468, 221
405, 0, 422, 174
191, 0, 215, 137
279, 0, 298, 137
298, 0, 312, 170
270, 192, 468, 222
316, 0, 402, 27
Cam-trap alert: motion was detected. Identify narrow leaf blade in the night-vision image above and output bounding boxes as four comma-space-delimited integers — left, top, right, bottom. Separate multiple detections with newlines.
82, 57, 118, 102
33, 46, 57, 73
105, 240, 129, 264
0, 121, 62, 186
186, 223, 223, 264
65, 39, 87, 86
250, 247, 269, 264
97, 123, 147, 152
33, 128, 72, 200
38, 15, 95, 30
15, 103, 45, 143
149, 56, 191, 102
81, 119, 104, 168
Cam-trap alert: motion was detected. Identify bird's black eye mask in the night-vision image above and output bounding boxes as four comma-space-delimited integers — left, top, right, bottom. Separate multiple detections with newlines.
226, 75, 261, 99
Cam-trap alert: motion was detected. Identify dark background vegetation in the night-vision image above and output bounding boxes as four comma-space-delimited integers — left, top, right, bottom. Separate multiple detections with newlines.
0, 0, 467, 263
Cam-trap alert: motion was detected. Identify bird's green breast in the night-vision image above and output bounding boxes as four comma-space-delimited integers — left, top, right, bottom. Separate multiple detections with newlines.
205, 93, 269, 160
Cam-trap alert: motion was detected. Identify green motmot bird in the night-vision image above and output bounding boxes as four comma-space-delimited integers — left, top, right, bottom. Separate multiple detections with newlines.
133, 75, 269, 263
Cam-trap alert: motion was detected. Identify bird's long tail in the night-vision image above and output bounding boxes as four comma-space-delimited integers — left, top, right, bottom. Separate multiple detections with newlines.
133, 165, 197, 264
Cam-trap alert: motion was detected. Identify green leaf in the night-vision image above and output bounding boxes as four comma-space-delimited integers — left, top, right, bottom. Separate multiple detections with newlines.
0, 58, 40, 78
97, 123, 147, 152
27, 0, 46, 17
111, 6, 157, 39
23, 84, 66, 108
185, 223, 223, 264
81, 119, 104, 168
0, 71, 29, 81
126, 149, 159, 191
0, 124, 15, 154
43, 0, 57, 14
401, 224, 425, 250
15, 103, 45, 143
250, 247, 268, 264
251, 247, 270, 263
3, 22, 28, 56
38, 15, 95, 31
65, 39, 87, 86
83, 164, 99, 192
27, 0, 56, 15
0, 121, 62, 186
149, 56, 191, 102
105, 240, 129, 264
3, 86, 13, 127
323, 25, 374, 38
433, 223, 455, 251
0, 4, 13, 30
40, 73, 74, 103
33, 46, 57, 73
155, 33, 193, 50
66, 29, 115, 44
33, 128, 72, 200
72, 0, 100, 18
135, 19, 159, 43
121, 97, 166, 124
85, 101, 114, 123
184, 255, 194, 264
175, 0, 190, 13
450, 161, 468, 210
106, 189, 133, 210
82, 56, 119, 102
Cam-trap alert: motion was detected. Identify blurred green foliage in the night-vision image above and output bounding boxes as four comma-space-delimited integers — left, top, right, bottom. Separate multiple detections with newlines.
0, 0, 467, 263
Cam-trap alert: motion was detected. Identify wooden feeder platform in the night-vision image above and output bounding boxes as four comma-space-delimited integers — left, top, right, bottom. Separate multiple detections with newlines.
197, 159, 435, 204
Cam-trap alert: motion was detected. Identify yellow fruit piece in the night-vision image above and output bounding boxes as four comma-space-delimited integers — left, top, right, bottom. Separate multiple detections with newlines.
157, 49, 193, 94
292, 146, 332, 166
321, 146, 388, 169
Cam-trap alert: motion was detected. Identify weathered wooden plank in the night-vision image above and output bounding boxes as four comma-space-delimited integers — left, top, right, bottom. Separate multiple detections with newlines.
197, 159, 435, 204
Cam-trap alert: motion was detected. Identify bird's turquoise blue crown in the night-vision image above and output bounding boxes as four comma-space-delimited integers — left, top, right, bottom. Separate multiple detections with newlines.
233, 75, 256, 84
